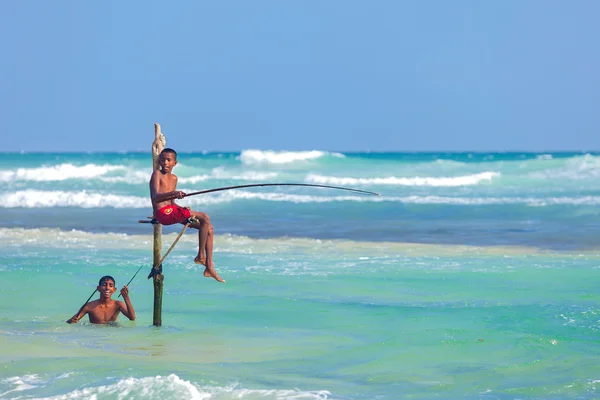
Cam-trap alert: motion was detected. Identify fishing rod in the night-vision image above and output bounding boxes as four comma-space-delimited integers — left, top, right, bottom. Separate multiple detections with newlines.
67, 288, 97, 323
184, 183, 379, 198
116, 265, 145, 298
116, 184, 378, 296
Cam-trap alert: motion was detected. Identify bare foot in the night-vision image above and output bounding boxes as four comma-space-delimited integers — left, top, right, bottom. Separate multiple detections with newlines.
203, 267, 225, 283
194, 256, 214, 268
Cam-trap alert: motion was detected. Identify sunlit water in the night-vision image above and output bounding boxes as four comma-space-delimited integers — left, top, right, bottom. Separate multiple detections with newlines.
1, 151, 599, 399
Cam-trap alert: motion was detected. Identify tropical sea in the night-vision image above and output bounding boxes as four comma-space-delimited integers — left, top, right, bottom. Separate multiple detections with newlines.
0, 150, 599, 399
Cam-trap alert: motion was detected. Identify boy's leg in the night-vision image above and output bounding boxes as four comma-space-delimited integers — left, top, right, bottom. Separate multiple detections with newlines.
204, 224, 214, 269
189, 211, 210, 265
190, 211, 224, 282
202, 225, 219, 279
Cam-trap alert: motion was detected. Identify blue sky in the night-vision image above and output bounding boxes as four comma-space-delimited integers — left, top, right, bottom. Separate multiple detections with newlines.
2, 1, 599, 152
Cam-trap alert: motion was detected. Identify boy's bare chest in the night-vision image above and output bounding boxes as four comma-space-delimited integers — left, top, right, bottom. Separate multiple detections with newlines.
159, 175, 177, 190
89, 303, 119, 322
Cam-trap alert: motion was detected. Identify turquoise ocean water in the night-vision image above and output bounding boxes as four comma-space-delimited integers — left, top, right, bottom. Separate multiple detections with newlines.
0, 150, 599, 399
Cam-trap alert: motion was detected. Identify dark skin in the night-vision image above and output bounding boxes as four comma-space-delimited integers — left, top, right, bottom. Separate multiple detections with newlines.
149, 150, 224, 282
66, 279, 136, 324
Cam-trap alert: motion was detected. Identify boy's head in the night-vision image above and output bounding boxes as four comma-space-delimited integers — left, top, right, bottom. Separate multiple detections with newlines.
160, 148, 177, 160
97, 275, 117, 295
99, 275, 115, 286
159, 148, 178, 172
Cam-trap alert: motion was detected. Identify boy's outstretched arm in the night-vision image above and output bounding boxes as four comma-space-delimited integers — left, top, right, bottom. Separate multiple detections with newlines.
118, 286, 136, 321
66, 304, 88, 324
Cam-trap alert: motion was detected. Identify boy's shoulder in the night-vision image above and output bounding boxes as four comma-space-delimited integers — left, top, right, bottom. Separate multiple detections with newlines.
86, 299, 102, 308
151, 170, 177, 178
87, 299, 121, 308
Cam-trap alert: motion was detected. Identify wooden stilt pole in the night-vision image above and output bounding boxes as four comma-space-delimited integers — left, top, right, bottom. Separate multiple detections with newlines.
151, 122, 166, 326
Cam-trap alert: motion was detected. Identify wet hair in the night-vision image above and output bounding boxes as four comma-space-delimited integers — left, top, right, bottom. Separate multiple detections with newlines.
160, 148, 178, 160
98, 275, 116, 286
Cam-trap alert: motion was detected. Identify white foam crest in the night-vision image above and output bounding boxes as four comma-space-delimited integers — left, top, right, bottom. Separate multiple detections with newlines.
4, 189, 600, 209
393, 195, 600, 206
0, 163, 126, 182
32, 374, 331, 400
0, 227, 580, 256
433, 159, 469, 166
98, 170, 151, 184
177, 174, 211, 184
184, 190, 366, 204
306, 172, 499, 187
37, 374, 208, 400
530, 153, 600, 180
184, 191, 600, 206
0, 227, 152, 249
0, 374, 43, 397
0, 190, 148, 208
224, 387, 331, 399
210, 166, 279, 181
240, 149, 343, 165
178, 167, 277, 184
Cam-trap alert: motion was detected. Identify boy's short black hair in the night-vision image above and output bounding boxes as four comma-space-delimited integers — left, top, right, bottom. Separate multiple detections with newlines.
99, 275, 116, 286
161, 148, 178, 159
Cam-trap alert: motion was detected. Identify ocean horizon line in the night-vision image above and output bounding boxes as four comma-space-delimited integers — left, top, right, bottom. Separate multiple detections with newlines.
1, 149, 600, 155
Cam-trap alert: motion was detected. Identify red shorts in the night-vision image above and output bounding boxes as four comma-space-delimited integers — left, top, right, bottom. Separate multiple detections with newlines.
154, 204, 191, 226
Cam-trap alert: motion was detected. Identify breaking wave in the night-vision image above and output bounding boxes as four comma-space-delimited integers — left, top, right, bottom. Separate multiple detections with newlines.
0, 163, 280, 185
240, 150, 344, 165
1, 373, 332, 400
2, 189, 600, 208
306, 172, 500, 187
0, 163, 127, 182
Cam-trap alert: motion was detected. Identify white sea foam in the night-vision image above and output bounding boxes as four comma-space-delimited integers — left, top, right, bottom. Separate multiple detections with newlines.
178, 167, 278, 184
0, 227, 151, 249
3, 189, 600, 208
0, 375, 42, 398
529, 153, 600, 180
391, 195, 600, 206
14, 373, 332, 400
239, 149, 343, 165
97, 170, 151, 184
0, 190, 146, 208
306, 172, 500, 187
0, 163, 280, 185
433, 159, 469, 166
0, 163, 127, 182
0, 228, 566, 257
176, 174, 211, 184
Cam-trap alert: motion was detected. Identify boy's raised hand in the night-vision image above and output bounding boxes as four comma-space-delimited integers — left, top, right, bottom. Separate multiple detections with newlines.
120, 285, 130, 298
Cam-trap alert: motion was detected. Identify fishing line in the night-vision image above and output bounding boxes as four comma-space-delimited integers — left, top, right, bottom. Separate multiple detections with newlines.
119, 218, 193, 296
116, 265, 145, 298
76, 289, 97, 313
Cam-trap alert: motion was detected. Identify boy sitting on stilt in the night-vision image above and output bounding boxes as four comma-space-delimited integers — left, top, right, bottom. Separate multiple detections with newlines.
149, 148, 225, 282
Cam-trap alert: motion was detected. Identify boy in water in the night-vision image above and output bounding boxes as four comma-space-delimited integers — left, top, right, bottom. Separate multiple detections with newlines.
149, 148, 224, 282
66, 276, 136, 324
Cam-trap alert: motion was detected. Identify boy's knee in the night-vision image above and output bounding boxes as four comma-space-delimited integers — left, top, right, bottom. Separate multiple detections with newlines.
195, 214, 209, 224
